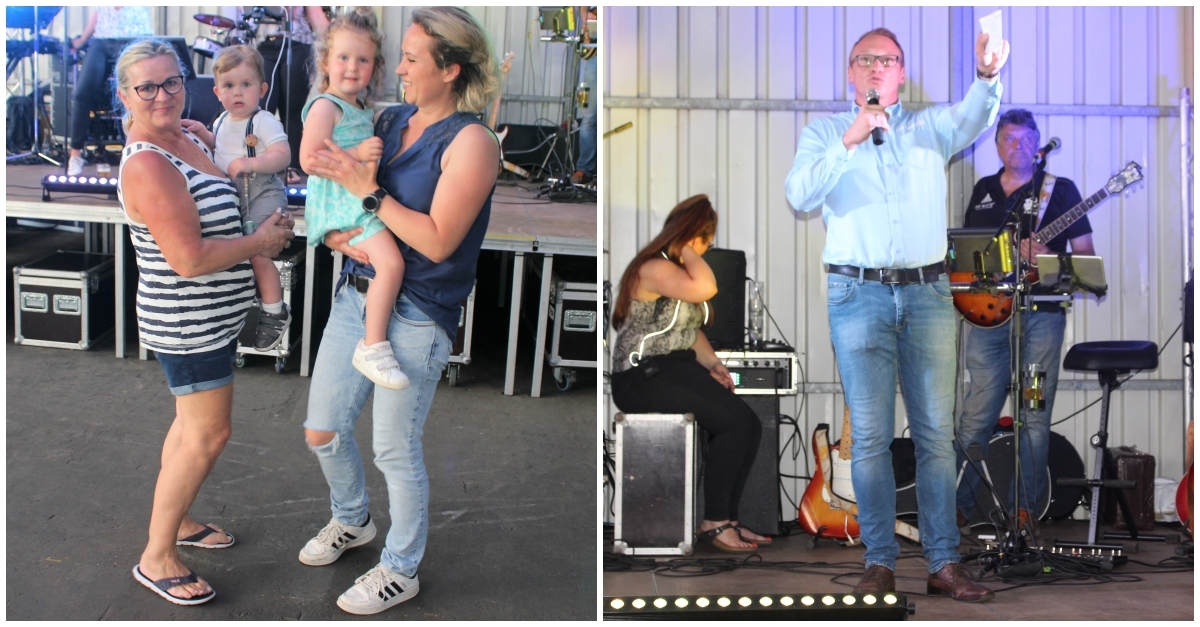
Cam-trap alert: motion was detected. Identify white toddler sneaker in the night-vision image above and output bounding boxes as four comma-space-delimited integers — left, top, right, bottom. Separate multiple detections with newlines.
336, 563, 419, 615
352, 339, 410, 389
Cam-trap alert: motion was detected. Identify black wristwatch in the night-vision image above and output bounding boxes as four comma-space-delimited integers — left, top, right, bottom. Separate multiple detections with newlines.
362, 188, 387, 214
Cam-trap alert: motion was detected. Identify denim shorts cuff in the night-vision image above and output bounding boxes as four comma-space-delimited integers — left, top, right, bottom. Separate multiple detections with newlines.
168, 372, 234, 396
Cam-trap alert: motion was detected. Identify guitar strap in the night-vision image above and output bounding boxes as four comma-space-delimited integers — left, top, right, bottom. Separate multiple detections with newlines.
1035, 172, 1057, 231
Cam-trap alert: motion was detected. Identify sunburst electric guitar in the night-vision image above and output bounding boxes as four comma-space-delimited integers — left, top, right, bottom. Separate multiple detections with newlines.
798, 407, 920, 545
486, 52, 531, 180
952, 162, 1143, 328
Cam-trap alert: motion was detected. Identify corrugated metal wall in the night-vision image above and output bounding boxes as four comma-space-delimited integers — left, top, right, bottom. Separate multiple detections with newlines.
31, 6, 575, 126
603, 6, 1194, 523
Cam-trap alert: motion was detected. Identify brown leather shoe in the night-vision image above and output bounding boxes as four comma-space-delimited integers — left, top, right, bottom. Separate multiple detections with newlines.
852, 564, 895, 595
927, 563, 994, 602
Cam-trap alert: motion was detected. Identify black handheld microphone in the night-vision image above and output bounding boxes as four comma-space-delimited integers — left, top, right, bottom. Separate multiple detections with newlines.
866, 89, 884, 146
1034, 137, 1061, 163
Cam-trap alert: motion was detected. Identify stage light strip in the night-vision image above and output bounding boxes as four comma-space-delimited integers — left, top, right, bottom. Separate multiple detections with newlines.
41, 175, 308, 207
603, 593, 910, 620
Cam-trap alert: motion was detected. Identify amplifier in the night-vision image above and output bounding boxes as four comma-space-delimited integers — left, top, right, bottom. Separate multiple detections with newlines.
715, 350, 799, 396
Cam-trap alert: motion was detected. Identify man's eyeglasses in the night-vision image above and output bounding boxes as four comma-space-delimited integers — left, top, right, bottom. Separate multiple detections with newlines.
851, 54, 902, 68
129, 76, 185, 100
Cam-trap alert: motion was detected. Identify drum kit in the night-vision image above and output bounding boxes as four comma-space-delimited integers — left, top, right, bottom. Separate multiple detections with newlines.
190, 12, 260, 68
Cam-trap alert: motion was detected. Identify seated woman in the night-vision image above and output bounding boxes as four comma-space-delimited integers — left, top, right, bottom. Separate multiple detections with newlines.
609, 194, 767, 552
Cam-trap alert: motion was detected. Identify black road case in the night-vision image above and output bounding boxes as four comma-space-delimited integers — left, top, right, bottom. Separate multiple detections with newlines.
236, 240, 305, 373
13, 250, 115, 350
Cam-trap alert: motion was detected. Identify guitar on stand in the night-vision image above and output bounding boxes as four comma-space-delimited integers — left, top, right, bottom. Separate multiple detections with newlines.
951, 162, 1144, 327
798, 407, 920, 547
486, 52, 530, 180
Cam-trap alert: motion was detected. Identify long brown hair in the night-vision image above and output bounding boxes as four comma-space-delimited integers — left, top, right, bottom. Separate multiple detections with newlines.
612, 194, 718, 329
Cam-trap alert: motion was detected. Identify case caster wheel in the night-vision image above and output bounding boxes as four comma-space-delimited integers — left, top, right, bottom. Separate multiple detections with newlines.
447, 363, 460, 387
235, 354, 246, 368
275, 357, 287, 374
554, 367, 577, 391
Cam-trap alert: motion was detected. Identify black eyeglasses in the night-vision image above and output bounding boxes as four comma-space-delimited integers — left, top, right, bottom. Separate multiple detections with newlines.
851, 54, 902, 68
129, 75, 185, 100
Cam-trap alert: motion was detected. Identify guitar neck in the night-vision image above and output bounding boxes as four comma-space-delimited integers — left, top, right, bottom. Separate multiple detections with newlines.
1034, 187, 1110, 245
840, 405, 853, 458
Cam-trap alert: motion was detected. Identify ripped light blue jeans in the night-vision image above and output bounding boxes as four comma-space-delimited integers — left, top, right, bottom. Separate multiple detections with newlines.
304, 287, 450, 577
827, 273, 961, 574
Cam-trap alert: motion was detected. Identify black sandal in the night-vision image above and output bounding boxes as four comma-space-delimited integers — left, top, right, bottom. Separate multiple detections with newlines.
733, 523, 772, 546
695, 524, 758, 553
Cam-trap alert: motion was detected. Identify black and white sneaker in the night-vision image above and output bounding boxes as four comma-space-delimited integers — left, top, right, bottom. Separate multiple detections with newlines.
298, 515, 377, 566
336, 563, 419, 615
254, 302, 292, 350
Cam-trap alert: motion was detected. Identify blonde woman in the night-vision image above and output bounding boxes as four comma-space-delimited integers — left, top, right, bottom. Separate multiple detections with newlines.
114, 39, 293, 605
297, 7, 500, 616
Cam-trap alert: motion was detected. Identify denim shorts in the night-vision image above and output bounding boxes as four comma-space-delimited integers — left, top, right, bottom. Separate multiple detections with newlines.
156, 338, 238, 396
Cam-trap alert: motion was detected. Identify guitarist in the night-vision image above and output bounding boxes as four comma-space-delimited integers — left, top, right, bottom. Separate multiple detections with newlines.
954, 109, 1095, 532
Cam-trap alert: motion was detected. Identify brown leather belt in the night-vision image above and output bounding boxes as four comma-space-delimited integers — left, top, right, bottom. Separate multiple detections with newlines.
826, 261, 945, 285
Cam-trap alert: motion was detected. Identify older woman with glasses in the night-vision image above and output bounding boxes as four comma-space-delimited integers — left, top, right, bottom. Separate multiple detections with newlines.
114, 38, 294, 606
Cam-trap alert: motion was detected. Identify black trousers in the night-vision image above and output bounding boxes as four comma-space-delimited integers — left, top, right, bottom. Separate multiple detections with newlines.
70, 38, 125, 150
257, 37, 312, 172
611, 350, 761, 521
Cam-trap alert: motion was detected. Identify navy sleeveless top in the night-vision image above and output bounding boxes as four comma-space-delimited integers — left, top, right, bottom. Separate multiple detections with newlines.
341, 105, 493, 338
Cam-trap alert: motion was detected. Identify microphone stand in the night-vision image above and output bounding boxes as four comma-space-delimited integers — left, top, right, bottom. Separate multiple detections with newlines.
995, 156, 1048, 564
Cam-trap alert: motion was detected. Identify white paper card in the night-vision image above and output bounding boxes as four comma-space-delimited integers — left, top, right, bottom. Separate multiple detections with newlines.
979, 10, 1003, 57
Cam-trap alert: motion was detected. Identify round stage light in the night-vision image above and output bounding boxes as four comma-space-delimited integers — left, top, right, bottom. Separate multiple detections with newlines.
863, 594, 877, 605
48, 175, 57, 183
89, 177, 98, 184
717, 597, 731, 608
738, 597, 752, 607
822, 595, 836, 606
696, 598, 710, 608
631, 598, 645, 609
300, 188, 307, 194
843, 595, 856, 605
780, 596, 794, 606
759, 596, 772, 607
674, 598, 687, 608
653, 598, 667, 609
610, 599, 624, 610
69, 176, 77, 183
801, 595, 815, 606
289, 188, 298, 194
884, 593, 898, 605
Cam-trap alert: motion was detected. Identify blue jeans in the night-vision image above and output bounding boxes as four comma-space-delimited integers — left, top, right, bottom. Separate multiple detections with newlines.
304, 287, 451, 577
827, 273, 960, 573
576, 58, 597, 175
955, 310, 1065, 514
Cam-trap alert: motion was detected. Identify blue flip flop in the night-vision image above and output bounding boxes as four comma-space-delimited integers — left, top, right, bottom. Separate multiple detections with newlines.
132, 564, 215, 606
177, 524, 235, 549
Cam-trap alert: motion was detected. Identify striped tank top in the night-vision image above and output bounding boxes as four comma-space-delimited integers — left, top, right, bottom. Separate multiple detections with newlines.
117, 132, 256, 354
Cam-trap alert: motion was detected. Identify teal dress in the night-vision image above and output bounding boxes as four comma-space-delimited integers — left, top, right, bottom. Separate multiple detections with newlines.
301, 93, 384, 246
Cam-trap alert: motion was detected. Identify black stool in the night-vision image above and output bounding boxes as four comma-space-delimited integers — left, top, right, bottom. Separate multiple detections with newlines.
1055, 341, 1159, 552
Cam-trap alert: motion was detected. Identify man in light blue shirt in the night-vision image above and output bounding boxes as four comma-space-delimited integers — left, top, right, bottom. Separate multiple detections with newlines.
784, 28, 1007, 602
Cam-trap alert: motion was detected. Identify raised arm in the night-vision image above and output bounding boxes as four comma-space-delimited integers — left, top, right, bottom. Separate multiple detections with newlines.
72, 11, 98, 51
933, 32, 1007, 156
122, 152, 292, 277
636, 245, 718, 304
308, 123, 500, 263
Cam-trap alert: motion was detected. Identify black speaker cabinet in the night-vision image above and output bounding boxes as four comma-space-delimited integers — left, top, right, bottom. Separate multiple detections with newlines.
495, 123, 571, 172
898, 430, 1085, 525
185, 75, 223, 129
696, 394, 780, 536
701, 248, 746, 350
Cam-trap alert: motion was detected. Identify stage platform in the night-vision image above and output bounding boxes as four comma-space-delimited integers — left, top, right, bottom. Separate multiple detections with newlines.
5, 163, 597, 396
603, 519, 1193, 620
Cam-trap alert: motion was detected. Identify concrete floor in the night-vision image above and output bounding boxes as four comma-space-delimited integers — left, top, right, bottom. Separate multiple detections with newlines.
6, 226, 597, 620
603, 519, 1194, 620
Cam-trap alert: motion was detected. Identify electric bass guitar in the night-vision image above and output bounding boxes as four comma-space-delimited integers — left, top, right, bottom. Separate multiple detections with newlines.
952, 161, 1143, 328
798, 407, 920, 545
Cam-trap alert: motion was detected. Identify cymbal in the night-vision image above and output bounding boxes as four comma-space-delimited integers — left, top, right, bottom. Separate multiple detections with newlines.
193, 13, 235, 29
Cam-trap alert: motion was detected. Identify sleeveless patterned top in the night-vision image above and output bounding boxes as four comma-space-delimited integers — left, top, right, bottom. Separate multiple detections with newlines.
611, 297, 709, 374
117, 132, 256, 354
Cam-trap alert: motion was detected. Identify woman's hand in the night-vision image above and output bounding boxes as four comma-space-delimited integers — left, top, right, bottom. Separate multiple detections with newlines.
252, 209, 294, 258
308, 138, 379, 198
709, 362, 735, 392
323, 227, 369, 264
